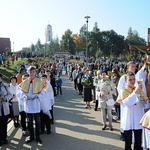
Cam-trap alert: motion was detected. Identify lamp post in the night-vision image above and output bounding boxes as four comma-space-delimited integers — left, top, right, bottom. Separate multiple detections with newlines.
84, 16, 90, 65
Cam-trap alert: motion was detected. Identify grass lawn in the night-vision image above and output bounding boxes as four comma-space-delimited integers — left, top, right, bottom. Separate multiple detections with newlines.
0, 57, 54, 83
0, 58, 26, 83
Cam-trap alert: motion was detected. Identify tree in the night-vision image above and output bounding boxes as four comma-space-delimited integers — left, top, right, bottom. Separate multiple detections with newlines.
45, 37, 60, 56
92, 22, 100, 33
79, 24, 87, 40
98, 30, 125, 57
125, 27, 146, 59
126, 27, 146, 45
72, 34, 85, 54
30, 44, 35, 52
90, 23, 102, 56
35, 39, 42, 52
60, 29, 75, 54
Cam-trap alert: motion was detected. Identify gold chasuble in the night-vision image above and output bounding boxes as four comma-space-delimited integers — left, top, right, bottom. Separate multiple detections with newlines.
117, 86, 148, 103
140, 109, 150, 130
20, 77, 45, 94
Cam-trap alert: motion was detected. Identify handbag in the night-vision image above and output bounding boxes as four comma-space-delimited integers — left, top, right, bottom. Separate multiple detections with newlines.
106, 98, 115, 106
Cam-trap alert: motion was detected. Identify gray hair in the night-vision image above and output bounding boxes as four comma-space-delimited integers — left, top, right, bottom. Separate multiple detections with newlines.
97, 70, 101, 75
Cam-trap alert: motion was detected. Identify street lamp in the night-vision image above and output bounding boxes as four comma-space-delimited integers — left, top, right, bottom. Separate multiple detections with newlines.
84, 15, 90, 65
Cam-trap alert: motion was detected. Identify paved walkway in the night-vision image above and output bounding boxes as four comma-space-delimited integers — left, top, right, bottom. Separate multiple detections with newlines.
0, 75, 124, 150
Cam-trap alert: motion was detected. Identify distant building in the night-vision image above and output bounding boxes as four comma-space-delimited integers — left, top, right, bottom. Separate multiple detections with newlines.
0, 37, 11, 53
54, 52, 70, 61
45, 24, 52, 43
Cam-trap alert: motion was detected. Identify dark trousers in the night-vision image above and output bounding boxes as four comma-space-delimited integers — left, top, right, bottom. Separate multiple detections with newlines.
0, 114, 8, 142
52, 86, 57, 97
27, 113, 40, 140
20, 111, 27, 131
77, 83, 83, 94
40, 111, 51, 133
95, 100, 98, 110
57, 86, 62, 95
124, 129, 143, 150
50, 105, 54, 122
73, 79, 77, 90
93, 86, 96, 99
114, 104, 120, 119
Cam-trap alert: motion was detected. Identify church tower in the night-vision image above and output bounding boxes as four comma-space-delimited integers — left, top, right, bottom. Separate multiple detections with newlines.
45, 24, 52, 43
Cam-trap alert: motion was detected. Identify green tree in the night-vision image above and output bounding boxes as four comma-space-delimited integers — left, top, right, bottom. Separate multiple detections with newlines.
35, 39, 42, 52
30, 44, 35, 52
96, 30, 125, 57
90, 22, 102, 56
92, 22, 100, 33
126, 27, 146, 45
125, 27, 146, 59
45, 37, 60, 56
60, 29, 75, 54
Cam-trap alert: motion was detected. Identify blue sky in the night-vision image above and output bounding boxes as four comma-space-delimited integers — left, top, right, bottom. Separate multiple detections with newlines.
0, 0, 150, 51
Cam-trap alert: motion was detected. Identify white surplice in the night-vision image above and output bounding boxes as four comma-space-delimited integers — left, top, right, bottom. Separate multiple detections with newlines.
142, 128, 150, 148
39, 83, 54, 119
17, 83, 45, 114
120, 92, 145, 131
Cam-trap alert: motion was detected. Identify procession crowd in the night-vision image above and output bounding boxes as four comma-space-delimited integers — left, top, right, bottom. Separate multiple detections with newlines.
68, 59, 150, 150
0, 58, 150, 150
0, 62, 63, 146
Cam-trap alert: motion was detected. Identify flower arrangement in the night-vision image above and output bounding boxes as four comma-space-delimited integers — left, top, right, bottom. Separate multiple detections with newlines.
94, 77, 98, 84
82, 78, 89, 86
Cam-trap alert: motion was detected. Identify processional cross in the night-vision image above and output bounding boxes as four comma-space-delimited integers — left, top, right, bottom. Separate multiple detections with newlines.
129, 28, 150, 98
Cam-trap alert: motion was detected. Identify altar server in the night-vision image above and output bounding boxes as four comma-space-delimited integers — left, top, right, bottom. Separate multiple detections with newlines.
117, 71, 148, 150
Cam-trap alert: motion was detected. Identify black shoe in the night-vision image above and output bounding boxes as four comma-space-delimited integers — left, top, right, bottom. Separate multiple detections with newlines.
26, 137, 34, 143
0, 141, 2, 146
51, 121, 54, 125
14, 122, 20, 128
36, 138, 42, 144
2, 139, 8, 145
120, 135, 125, 141
40, 131, 44, 134
47, 131, 51, 134
102, 125, 107, 130
94, 108, 97, 111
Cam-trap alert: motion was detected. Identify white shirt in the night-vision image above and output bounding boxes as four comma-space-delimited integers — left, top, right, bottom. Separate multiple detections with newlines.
72, 70, 77, 80
120, 91, 145, 130
8, 83, 18, 101
17, 83, 45, 113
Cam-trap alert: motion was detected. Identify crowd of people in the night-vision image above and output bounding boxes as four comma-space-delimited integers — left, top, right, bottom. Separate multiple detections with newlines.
0, 62, 64, 146
0, 58, 150, 149
68, 59, 150, 150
